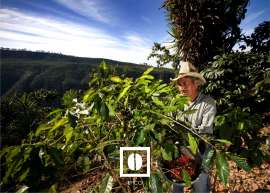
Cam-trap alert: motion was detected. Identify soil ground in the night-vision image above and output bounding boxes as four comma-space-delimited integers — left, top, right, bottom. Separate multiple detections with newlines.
209, 161, 270, 192
60, 161, 270, 193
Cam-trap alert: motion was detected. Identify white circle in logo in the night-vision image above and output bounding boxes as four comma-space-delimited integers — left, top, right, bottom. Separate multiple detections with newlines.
127, 153, 142, 171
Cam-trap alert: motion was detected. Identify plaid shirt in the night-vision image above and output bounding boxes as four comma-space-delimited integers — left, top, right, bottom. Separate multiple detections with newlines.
177, 92, 216, 134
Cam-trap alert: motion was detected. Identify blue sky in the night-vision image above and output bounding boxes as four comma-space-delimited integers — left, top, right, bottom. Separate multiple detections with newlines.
1, 0, 269, 65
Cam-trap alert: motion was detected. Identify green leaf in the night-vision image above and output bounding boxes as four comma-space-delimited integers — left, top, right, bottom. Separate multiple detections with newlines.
154, 133, 163, 143
163, 106, 178, 113
135, 128, 145, 145
64, 127, 73, 144
23, 147, 32, 161
155, 83, 170, 93
106, 102, 115, 116
143, 67, 154, 75
202, 149, 215, 170
229, 154, 251, 172
3, 147, 23, 183
7, 146, 20, 162
100, 61, 109, 74
145, 124, 155, 131
152, 96, 164, 106
161, 144, 174, 161
100, 102, 109, 120
124, 95, 129, 107
77, 156, 91, 172
117, 85, 131, 101
52, 118, 68, 131
150, 173, 163, 193
160, 118, 170, 125
15, 185, 29, 193
181, 169, 191, 187
18, 168, 30, 182
83, 89, 96, 102
35, 123, 51, 136
99, 174, 113, 193
170, 96, 188, 106
188, 133, 198, 155
110, 76, 122, 83
140, 74, 154, 80
216, 152, 229, 184
47, 109, 62, 118
145, 86, 151, 93
214, 116, 226, 126
123, 77, 133, 84
0, 147, 9, 159
216, 139, 232, 145
136, 78, 152, 85
237, 121, 245, 130
48, 184, 58, 193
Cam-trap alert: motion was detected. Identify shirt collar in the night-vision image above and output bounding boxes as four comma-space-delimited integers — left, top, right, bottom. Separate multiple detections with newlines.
186, 92, 202, 109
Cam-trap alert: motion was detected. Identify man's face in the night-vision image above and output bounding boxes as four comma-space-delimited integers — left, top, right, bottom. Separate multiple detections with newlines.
177, 77, 199, 100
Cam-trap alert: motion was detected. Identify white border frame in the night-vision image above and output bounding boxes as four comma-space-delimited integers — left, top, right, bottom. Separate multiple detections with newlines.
120, 147, 150, 177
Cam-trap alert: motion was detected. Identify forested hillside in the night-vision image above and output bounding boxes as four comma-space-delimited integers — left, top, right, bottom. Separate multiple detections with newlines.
1, 48, 174, 96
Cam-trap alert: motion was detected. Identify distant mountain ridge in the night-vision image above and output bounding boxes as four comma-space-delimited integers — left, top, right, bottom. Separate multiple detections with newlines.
0, 48, 174, 96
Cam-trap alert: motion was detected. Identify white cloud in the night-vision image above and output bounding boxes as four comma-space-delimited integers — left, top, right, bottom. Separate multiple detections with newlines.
240, 9, 266, 36
141, 16, 151, 24
54, 0, 112, 24
0, 8, 155, 65
241, 10, 265, 26
125, 34, 152, 47
242, 28, 254, 35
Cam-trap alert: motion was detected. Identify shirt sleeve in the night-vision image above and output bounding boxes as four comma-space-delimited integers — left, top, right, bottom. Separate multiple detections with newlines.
197, 98, 216, 134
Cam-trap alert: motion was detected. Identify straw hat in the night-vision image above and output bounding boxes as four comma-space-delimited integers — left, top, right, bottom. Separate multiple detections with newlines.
172, 61, 206, 85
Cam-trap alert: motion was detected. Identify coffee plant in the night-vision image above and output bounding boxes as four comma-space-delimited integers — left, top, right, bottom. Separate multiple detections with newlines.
202, 52, 270, 166
1, 62, 253, 192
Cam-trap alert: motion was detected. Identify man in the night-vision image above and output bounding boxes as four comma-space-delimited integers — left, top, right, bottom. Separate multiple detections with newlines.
172, 61, 216, 192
